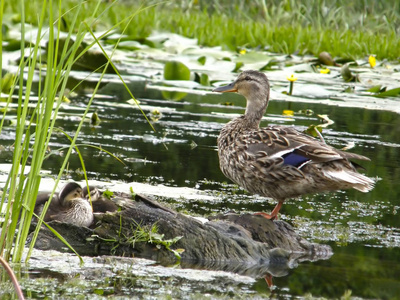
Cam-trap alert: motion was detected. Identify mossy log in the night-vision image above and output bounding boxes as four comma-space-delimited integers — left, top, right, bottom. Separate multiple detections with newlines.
31, 192, 332, 278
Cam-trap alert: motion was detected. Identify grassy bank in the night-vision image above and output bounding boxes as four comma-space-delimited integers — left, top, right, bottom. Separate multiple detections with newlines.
5, 0, 400, 60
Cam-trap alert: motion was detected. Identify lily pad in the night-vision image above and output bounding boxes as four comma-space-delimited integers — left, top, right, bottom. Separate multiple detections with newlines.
163, 61, 190, 81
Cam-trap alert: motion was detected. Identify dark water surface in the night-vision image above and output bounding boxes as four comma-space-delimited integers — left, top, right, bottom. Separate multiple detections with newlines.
1, 76, 400, 299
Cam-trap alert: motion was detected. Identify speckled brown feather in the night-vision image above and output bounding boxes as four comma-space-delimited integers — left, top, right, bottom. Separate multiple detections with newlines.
214, 70, 375, 213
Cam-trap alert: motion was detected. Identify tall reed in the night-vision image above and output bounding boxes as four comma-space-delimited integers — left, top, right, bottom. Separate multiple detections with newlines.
0, 0, 154, 265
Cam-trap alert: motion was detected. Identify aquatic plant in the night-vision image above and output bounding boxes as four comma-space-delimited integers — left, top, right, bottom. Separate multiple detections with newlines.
0, 0, 151, 265
5, 0, 400, 59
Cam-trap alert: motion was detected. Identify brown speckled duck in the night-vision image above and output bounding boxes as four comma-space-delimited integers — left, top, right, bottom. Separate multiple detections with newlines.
35, 182, 94, 227
213, 70, 375, 219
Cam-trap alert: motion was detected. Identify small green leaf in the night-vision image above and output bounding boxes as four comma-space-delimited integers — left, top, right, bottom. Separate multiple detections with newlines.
164, 61, 190, 80
94, 289, 104, 295
200, 73, 210, 86
1, 73, 16, 94
102, 190, 114, 199
367, 85, 383, 93
197, 56, 206, 65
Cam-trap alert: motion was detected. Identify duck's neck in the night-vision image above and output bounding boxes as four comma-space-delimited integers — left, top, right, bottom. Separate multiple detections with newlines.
243, 95, 268, 129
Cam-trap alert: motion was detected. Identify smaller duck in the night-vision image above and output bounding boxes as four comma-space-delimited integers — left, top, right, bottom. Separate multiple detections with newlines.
82, 186, 118, 213
34, 182, 94, 227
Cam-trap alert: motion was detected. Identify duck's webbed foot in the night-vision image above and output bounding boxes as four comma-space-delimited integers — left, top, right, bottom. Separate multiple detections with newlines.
254, 200, 284, 220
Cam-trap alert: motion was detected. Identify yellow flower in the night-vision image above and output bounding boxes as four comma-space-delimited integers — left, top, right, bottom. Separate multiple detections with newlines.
239, 49, 246, 55
283, 110, 294, 116
369, 55, 376, 68
320, 68, 330, 74
286, 74, 298, 82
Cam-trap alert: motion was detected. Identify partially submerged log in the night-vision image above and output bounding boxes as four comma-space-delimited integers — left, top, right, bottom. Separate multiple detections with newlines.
31, 192, 332, 278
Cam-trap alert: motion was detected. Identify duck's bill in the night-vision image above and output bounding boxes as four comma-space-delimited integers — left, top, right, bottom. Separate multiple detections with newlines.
212, 82, 237, 93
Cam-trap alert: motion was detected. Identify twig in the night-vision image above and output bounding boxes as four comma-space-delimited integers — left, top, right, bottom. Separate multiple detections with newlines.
0, 256, 25, 300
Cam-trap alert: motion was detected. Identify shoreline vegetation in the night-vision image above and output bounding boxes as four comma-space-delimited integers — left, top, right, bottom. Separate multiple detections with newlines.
5, 0, 400, 60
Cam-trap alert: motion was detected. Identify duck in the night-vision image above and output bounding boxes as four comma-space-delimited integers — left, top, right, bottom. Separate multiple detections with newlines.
213, 70, 375, 219
82, 186, 118, 213
34, 182, 94, 227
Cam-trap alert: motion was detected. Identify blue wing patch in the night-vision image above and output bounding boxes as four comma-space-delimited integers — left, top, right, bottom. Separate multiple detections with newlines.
282, 152, 310, 168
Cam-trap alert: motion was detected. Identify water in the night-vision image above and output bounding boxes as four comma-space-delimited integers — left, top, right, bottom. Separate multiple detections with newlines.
1, 33, 400, 299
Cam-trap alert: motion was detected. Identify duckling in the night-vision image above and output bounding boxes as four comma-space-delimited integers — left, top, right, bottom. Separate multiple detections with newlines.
34, 182, 93, 227
82, 186, 118, 213
213, 70, 375, 219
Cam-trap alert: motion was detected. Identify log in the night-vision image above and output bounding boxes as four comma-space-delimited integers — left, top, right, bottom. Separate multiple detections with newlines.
31, 192, 332, 278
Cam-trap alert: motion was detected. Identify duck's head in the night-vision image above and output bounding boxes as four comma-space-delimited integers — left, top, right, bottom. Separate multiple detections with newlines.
213, 70, 270, 120
59, 182, 83, 204
82, 186, 101, 202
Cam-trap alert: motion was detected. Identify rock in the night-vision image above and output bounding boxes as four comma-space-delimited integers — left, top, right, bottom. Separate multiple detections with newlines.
30, 192, 332, 279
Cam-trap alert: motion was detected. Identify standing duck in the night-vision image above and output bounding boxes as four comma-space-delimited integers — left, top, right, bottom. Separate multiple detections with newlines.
213, 70, 375, 219
34, 182, 94, 227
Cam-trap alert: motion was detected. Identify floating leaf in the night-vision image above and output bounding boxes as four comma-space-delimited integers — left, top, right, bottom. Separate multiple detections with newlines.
236, 52, 272, 64
161, 90, 187, 101
343, 86, 355, 93
367, 85, 383, 93
260, 58, 280, 71
162, 61, 190, 100
197, 56, 206, 65
199, 73, 210, 86
374, 87, 400, 98
163, 61, 190, 80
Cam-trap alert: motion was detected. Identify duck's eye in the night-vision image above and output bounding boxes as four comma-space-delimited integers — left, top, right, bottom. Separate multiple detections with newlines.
244, 76, 251, 81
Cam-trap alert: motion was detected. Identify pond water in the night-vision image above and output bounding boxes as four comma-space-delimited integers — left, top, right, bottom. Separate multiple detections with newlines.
1, 32, 400, 299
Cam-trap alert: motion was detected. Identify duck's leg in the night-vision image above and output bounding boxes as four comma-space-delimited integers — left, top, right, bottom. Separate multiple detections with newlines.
254, 200, 284, 220
264, 273, 274, 289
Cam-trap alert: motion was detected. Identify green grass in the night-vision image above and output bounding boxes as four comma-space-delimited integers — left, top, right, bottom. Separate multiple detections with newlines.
5, 0, 399, 60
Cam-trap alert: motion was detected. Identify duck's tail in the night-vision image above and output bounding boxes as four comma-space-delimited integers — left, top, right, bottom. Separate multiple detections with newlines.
323, 170, 375, 192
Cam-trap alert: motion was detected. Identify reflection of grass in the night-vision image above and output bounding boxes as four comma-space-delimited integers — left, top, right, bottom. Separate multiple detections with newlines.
9, 0, 399, 59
